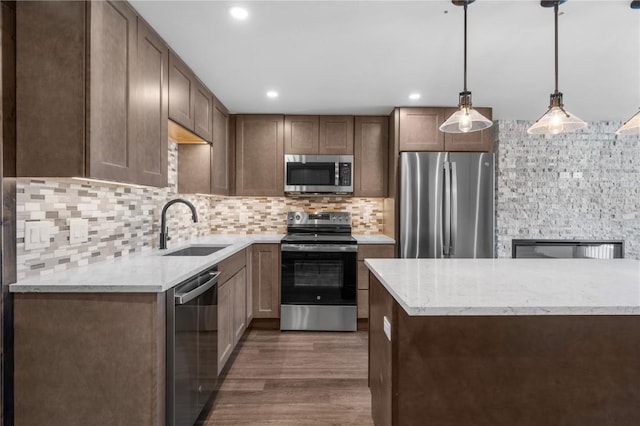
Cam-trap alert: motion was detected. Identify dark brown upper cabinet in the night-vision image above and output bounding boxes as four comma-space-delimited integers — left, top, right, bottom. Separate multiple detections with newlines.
284, 115, 319, 154
16, 1, 168, 187
398, 108, 445, 152
354, 116, 388, 197
177, 97, 232, 195
235, 115, 284, 196
284, 115, 353, 155
443, 107, 494, 152
193, 80, 213, 142
397, 107, 494, 153
319, 116, 354, 155
168, 52, 194, 131
211, 98, 233, 195
135, 17, 169, 187
168, 51, 212, 143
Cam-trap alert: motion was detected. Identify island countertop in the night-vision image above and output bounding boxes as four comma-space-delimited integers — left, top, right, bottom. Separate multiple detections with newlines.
364, 258, 640, 316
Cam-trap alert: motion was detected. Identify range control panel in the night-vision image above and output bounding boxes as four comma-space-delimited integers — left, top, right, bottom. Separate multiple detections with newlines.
287, 211, 351, 226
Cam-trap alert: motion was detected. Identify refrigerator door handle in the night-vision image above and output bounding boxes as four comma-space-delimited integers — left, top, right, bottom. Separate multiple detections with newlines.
450, 162, 458, 255
443, 161, 451, 256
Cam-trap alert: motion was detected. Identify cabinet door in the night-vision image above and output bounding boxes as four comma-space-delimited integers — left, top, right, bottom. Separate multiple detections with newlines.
284, 115, 319, 154
168, 51, 195, 130
235, 115, 284, 196
87, 0, 137, 183
193, 80, 213, 142
251, 244, 280, 319
217, 280, 233, 374
398, 107, 445, 152
245, 248, 253, 325
211, 98, 231, 195
232, 268, 247, 347
443, 107, 494, 152
177, 144, 210, 194
354, 116, 388, 197
16, 1, 86, 178
369, 274, 394, 426
319, 116, 354, 155
135, 18, 168, 187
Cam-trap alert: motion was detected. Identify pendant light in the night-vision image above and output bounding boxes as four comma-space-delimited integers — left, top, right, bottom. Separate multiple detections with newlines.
528, 0, 587, 135
439, 0, 492, 134
615, 0, 640, 136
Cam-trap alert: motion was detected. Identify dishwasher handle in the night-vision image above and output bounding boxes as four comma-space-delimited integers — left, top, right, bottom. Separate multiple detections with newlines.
175, 271, 219, 305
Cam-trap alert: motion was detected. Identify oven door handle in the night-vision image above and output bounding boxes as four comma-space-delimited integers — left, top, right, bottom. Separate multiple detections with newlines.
281, 244, 358, 253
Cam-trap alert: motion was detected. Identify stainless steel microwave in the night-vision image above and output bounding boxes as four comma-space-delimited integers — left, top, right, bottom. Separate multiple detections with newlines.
284, 154, 354, 194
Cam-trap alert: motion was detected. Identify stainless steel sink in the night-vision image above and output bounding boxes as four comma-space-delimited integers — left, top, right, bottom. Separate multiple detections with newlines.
163, 245, 229, 256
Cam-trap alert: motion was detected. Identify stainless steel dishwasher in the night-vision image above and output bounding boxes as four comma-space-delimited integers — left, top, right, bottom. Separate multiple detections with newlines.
166, 266, 220, 426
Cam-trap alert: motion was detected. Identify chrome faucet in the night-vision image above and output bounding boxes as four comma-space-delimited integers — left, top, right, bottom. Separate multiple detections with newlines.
159, 198, 198, 249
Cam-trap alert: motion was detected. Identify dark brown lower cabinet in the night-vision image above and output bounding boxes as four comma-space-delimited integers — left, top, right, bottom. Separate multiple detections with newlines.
251, 244, 280, 319
369, 273, 640, 426
14, 292, 166, 426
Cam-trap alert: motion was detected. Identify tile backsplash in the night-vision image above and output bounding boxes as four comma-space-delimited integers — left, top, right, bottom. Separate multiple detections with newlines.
16, 142, 384, 280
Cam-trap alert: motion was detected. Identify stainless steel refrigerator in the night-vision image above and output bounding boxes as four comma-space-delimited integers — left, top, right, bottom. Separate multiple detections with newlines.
399, 152, 495, 258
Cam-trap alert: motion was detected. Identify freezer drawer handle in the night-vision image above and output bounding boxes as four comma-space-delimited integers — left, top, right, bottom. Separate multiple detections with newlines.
174, 272, 220, 305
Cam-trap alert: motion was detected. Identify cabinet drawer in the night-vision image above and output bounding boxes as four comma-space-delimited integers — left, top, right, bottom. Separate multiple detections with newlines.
358, 244, 395, 261
218, 249, 246, 283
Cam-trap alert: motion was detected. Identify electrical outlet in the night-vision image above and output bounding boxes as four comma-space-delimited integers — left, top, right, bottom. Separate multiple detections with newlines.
24, 221, 53, 250
69, 218, 89, 245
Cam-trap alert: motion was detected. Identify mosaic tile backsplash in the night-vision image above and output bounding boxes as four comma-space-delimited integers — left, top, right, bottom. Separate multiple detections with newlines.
496, 121, 640, 259
16, 142, 384, 280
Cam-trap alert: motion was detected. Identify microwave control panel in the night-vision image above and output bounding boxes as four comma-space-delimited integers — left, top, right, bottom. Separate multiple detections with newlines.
339, 163, 351, 186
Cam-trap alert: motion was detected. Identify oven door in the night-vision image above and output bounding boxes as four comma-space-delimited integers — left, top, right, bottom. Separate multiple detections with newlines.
281, 244, 357, 306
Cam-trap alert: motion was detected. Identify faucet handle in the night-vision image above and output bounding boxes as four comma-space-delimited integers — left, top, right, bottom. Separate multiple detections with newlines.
166, 226, 171, 241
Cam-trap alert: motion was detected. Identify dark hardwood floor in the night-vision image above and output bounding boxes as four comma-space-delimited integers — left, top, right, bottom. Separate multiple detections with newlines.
204, 328, 373, 425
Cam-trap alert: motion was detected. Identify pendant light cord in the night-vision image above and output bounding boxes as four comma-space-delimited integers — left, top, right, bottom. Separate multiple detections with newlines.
554, 1, 559, 94
463, 2, 468, 92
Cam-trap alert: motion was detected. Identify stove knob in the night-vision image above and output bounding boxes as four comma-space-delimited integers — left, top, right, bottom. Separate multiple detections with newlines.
295, 214, 301, 221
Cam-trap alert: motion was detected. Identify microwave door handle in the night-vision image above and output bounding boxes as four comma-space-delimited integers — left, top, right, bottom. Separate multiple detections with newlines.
335, 162, 340, 186
443, 161, 451, 256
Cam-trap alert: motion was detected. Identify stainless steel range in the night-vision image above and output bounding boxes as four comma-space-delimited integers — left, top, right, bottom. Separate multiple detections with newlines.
280, 212, 358, 331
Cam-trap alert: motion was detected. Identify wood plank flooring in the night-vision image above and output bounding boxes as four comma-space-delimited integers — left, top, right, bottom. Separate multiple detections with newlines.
203, 329, 373, 425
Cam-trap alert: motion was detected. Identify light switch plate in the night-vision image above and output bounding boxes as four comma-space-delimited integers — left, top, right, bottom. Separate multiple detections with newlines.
69, 218, 89, 245
24, 221, 53, 250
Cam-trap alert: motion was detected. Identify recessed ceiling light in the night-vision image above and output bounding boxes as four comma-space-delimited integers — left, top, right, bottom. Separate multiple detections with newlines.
266, 91, 279, 99
409, 93, 421, 100
229, 7, 249, 20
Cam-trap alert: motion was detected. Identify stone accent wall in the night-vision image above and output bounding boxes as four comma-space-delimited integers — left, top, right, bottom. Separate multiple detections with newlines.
16, 142, 384, 280
496, 121, 640, 259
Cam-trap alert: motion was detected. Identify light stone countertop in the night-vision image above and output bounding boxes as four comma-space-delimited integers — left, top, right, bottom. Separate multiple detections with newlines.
11, 233, 394, 293
365, 258, 640, 316
11, 235, 283, 293
353, 234, 395, 244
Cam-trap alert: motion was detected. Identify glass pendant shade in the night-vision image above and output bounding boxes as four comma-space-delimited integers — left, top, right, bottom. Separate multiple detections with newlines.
616, 110, 640, 136
527, 104, 587, 135
440, 104, 493, 133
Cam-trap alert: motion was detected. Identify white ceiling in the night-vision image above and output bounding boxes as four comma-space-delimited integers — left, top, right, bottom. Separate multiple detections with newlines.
130, 0, 640, 121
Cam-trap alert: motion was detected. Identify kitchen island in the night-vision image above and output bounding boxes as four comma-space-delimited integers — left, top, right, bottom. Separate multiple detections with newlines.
365, 258, 640, 426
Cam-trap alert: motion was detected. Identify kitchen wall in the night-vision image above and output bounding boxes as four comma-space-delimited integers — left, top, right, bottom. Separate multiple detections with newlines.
495, 121, 640, 259
16, 141, 384, 280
